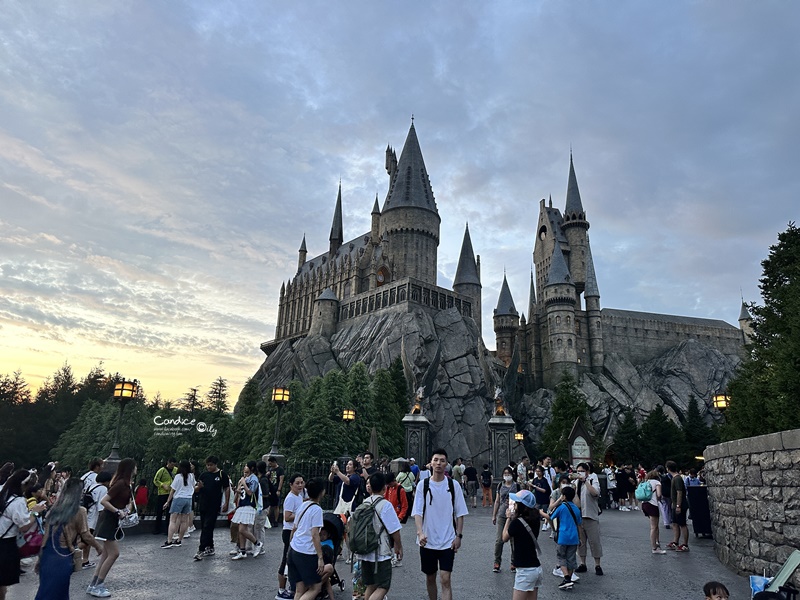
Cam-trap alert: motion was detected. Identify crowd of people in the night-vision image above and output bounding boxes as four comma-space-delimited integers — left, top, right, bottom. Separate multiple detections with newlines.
0, 451, 729, 600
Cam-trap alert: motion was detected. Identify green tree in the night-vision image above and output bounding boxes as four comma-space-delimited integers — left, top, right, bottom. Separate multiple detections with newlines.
638, 405, 688, 468
612, 409, 641, 465
206, 377, 229, 414
371, 369, 405, 458
682, 395, 715, 462
540, 372, 591, 460
725, 222, 800, 440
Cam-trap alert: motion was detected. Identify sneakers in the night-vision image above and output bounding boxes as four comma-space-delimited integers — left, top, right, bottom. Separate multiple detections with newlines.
275, 590, 295, 600
87, 584, 96, 595
183, 532, 191, 538
571, 573, 580, 582
204, 548, 215, 556
595, 566, 604, 576
231, 551, 247, 560
253, 542, 264, 558
82, 561, 97, 570
619, 506, 630, 512
493, 563, 500, 573
652, 547, 667, 554
510, 565, 516, 572
666, 542, 678, 550
558, 577, 574, 590
575, 564, 587, 573
552, 567, 563, 577
542, 522, 550, 531
193, 552, 204, 561
229, 549, 241, 556
676, 545, 690, 552
161, 541, 174, 549
90, 584, 111, 597
188, 525, 196, 533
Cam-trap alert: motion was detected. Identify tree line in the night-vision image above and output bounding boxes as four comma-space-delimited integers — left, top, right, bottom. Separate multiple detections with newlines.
0, 360, 408, 475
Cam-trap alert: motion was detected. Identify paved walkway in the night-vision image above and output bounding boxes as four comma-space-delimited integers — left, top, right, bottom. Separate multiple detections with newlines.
10, 505, 750, 599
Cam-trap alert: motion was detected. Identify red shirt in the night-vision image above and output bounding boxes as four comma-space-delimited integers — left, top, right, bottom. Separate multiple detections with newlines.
384, 483, 408, 521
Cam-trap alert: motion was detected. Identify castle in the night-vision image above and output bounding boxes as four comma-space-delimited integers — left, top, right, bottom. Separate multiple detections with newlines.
261, 121, 750, 391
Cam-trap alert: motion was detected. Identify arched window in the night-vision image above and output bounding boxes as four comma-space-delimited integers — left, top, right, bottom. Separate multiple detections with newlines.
567, 339, 573, 348
566, 316, 571, 326
557, 338, 563, 347
556, 316, 561, 325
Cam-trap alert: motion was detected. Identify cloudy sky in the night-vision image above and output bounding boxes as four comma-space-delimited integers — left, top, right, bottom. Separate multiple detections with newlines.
1, 2, 797, 404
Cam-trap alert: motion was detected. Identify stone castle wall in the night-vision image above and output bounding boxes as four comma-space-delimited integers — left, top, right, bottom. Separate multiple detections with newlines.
703, 429, 800, 587
601, 310, 744, 365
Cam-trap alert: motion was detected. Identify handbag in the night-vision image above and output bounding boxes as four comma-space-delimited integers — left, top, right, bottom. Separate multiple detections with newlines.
119, 508, 139, 529
18, 521, 44, 557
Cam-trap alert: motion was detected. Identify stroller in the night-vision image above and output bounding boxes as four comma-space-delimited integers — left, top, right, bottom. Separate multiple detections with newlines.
322, 512, 346, 594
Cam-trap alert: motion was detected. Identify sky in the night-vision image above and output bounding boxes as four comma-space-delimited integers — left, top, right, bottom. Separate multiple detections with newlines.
1, 2, 797, 405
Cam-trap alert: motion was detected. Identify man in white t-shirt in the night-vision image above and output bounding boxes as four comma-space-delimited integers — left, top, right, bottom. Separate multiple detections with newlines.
288, 478, 326, 600
355, 473, 403, 600
412, 448, 468, 600
81, 470, 111, 570
80, 458, 104, 491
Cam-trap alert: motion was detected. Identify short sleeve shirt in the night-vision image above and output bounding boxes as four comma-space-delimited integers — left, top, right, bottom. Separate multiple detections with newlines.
551, 502, 582, 546
354, 496, 402, 562
290, 501, 323, 555
105, 480, 132, 510
671, 473, 687, 508
283, 491, 303, 531
509, 518, 541, 568
411, 478, 469, 550
171, 473, 196, 499
0, 496, 30, 538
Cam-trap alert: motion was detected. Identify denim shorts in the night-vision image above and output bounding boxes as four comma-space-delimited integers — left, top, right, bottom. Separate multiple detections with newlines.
170, 497, 192, 514
514, 566, 543, 591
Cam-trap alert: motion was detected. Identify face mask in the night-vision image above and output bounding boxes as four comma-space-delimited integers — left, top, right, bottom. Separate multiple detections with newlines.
503, 475, 513, 482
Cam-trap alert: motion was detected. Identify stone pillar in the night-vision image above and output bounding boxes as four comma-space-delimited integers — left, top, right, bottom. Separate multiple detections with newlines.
488, 414, 515, 478
403, 414, 432, 464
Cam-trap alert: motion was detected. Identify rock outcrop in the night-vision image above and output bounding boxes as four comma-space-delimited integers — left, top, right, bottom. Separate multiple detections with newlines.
251, 309, 740, 464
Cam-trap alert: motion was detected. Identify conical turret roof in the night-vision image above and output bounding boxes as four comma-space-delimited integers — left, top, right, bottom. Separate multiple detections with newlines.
329, 182, 343, 247
738, 302, 752, 321
528, 270, 538, 315
546, 243, 572, 287
299, 234, 307, 252
585, 244, 600, 297
382, 122, 438, 214
453, 224, 480, 286
494, 275, 518, 316
564, 153, 585, 217
317, 288, 339, 302
372, 195, 380, 214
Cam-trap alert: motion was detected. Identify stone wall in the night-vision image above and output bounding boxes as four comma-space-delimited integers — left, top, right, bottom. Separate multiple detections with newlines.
703, 429, 800, 586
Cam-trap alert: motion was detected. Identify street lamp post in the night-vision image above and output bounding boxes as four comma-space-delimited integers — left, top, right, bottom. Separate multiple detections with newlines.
104, 376, 139, 474
269, 387, 291, 460
342, 408, 356, 461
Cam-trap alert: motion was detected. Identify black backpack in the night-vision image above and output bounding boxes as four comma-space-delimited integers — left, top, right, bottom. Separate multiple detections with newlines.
421, 477, 457, 532
82, 484, 101, 511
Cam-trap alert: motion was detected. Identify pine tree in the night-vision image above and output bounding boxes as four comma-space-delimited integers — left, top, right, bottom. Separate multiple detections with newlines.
539, 372, 591, 460
206, 377, 229, 414
371, 369, 405, 458
725, 222, 800, 439
682, 395, 714, 461
638, 405, 688, 468
612, 409, 641, 465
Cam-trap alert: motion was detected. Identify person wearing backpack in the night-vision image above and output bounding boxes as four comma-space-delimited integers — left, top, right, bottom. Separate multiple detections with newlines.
351, 472, 403, 600
411, 448, 468, 600
545, 485, 582, 591
640, 469, 667, 554
80, 470, 111, 570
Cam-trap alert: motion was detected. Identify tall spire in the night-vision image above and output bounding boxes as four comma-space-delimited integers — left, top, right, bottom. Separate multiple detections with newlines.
453, 224, 480, 286
494, 274, 518, 316
372, 194, 380, 214
382, 122, 438, 214
546, 243, 572, 286
584, 244, 600, 297
738, 302, 752, 322
299, 234, 307, 253
528, 269, 537, 316
329, 181, 343, 254
564, 153, 585, 217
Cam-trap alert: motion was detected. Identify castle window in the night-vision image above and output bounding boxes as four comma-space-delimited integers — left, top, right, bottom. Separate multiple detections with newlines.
343, 282, 351, 299
556, 316, 561, 325
567, 339, 573, 348
566, 316, 571, 326
501, 341, 506, 349
557, 338, 563, 347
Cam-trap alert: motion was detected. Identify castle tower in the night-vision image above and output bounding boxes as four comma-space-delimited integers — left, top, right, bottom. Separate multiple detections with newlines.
543, 243, 578, 386
308, 288, 339, 339
379, 122, 441, 285
453, 223, 482, 335
562, 154, 589, 299
297, 235, 307, 272
493, 274, 519, 367
329, 183, 344, 256
368, 196, 381, 290
533, 196, 568, 305
527, 270, 544, 389
738, 302, 754, 345
584, 244, 604, 374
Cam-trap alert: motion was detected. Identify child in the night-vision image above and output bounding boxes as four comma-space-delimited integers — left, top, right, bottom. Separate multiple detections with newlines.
134, 478, 149, 515
703, 581, 729, 600
503, 490, 543, 600
547, 485, 582, 591
319, 527, 336, 599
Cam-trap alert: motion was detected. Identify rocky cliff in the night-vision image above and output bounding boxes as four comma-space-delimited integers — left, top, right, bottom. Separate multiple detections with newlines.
251, 309, 739, 464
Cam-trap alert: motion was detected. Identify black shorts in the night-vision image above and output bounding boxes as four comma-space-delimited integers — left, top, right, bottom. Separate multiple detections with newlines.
269, 494, 279, 507
672, 504, 688, 526
288, 548, 322, 587
420, 547, 455, 575
362, 558, 393, 589
278, 529, 291, 575
0, 537, 20, 586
